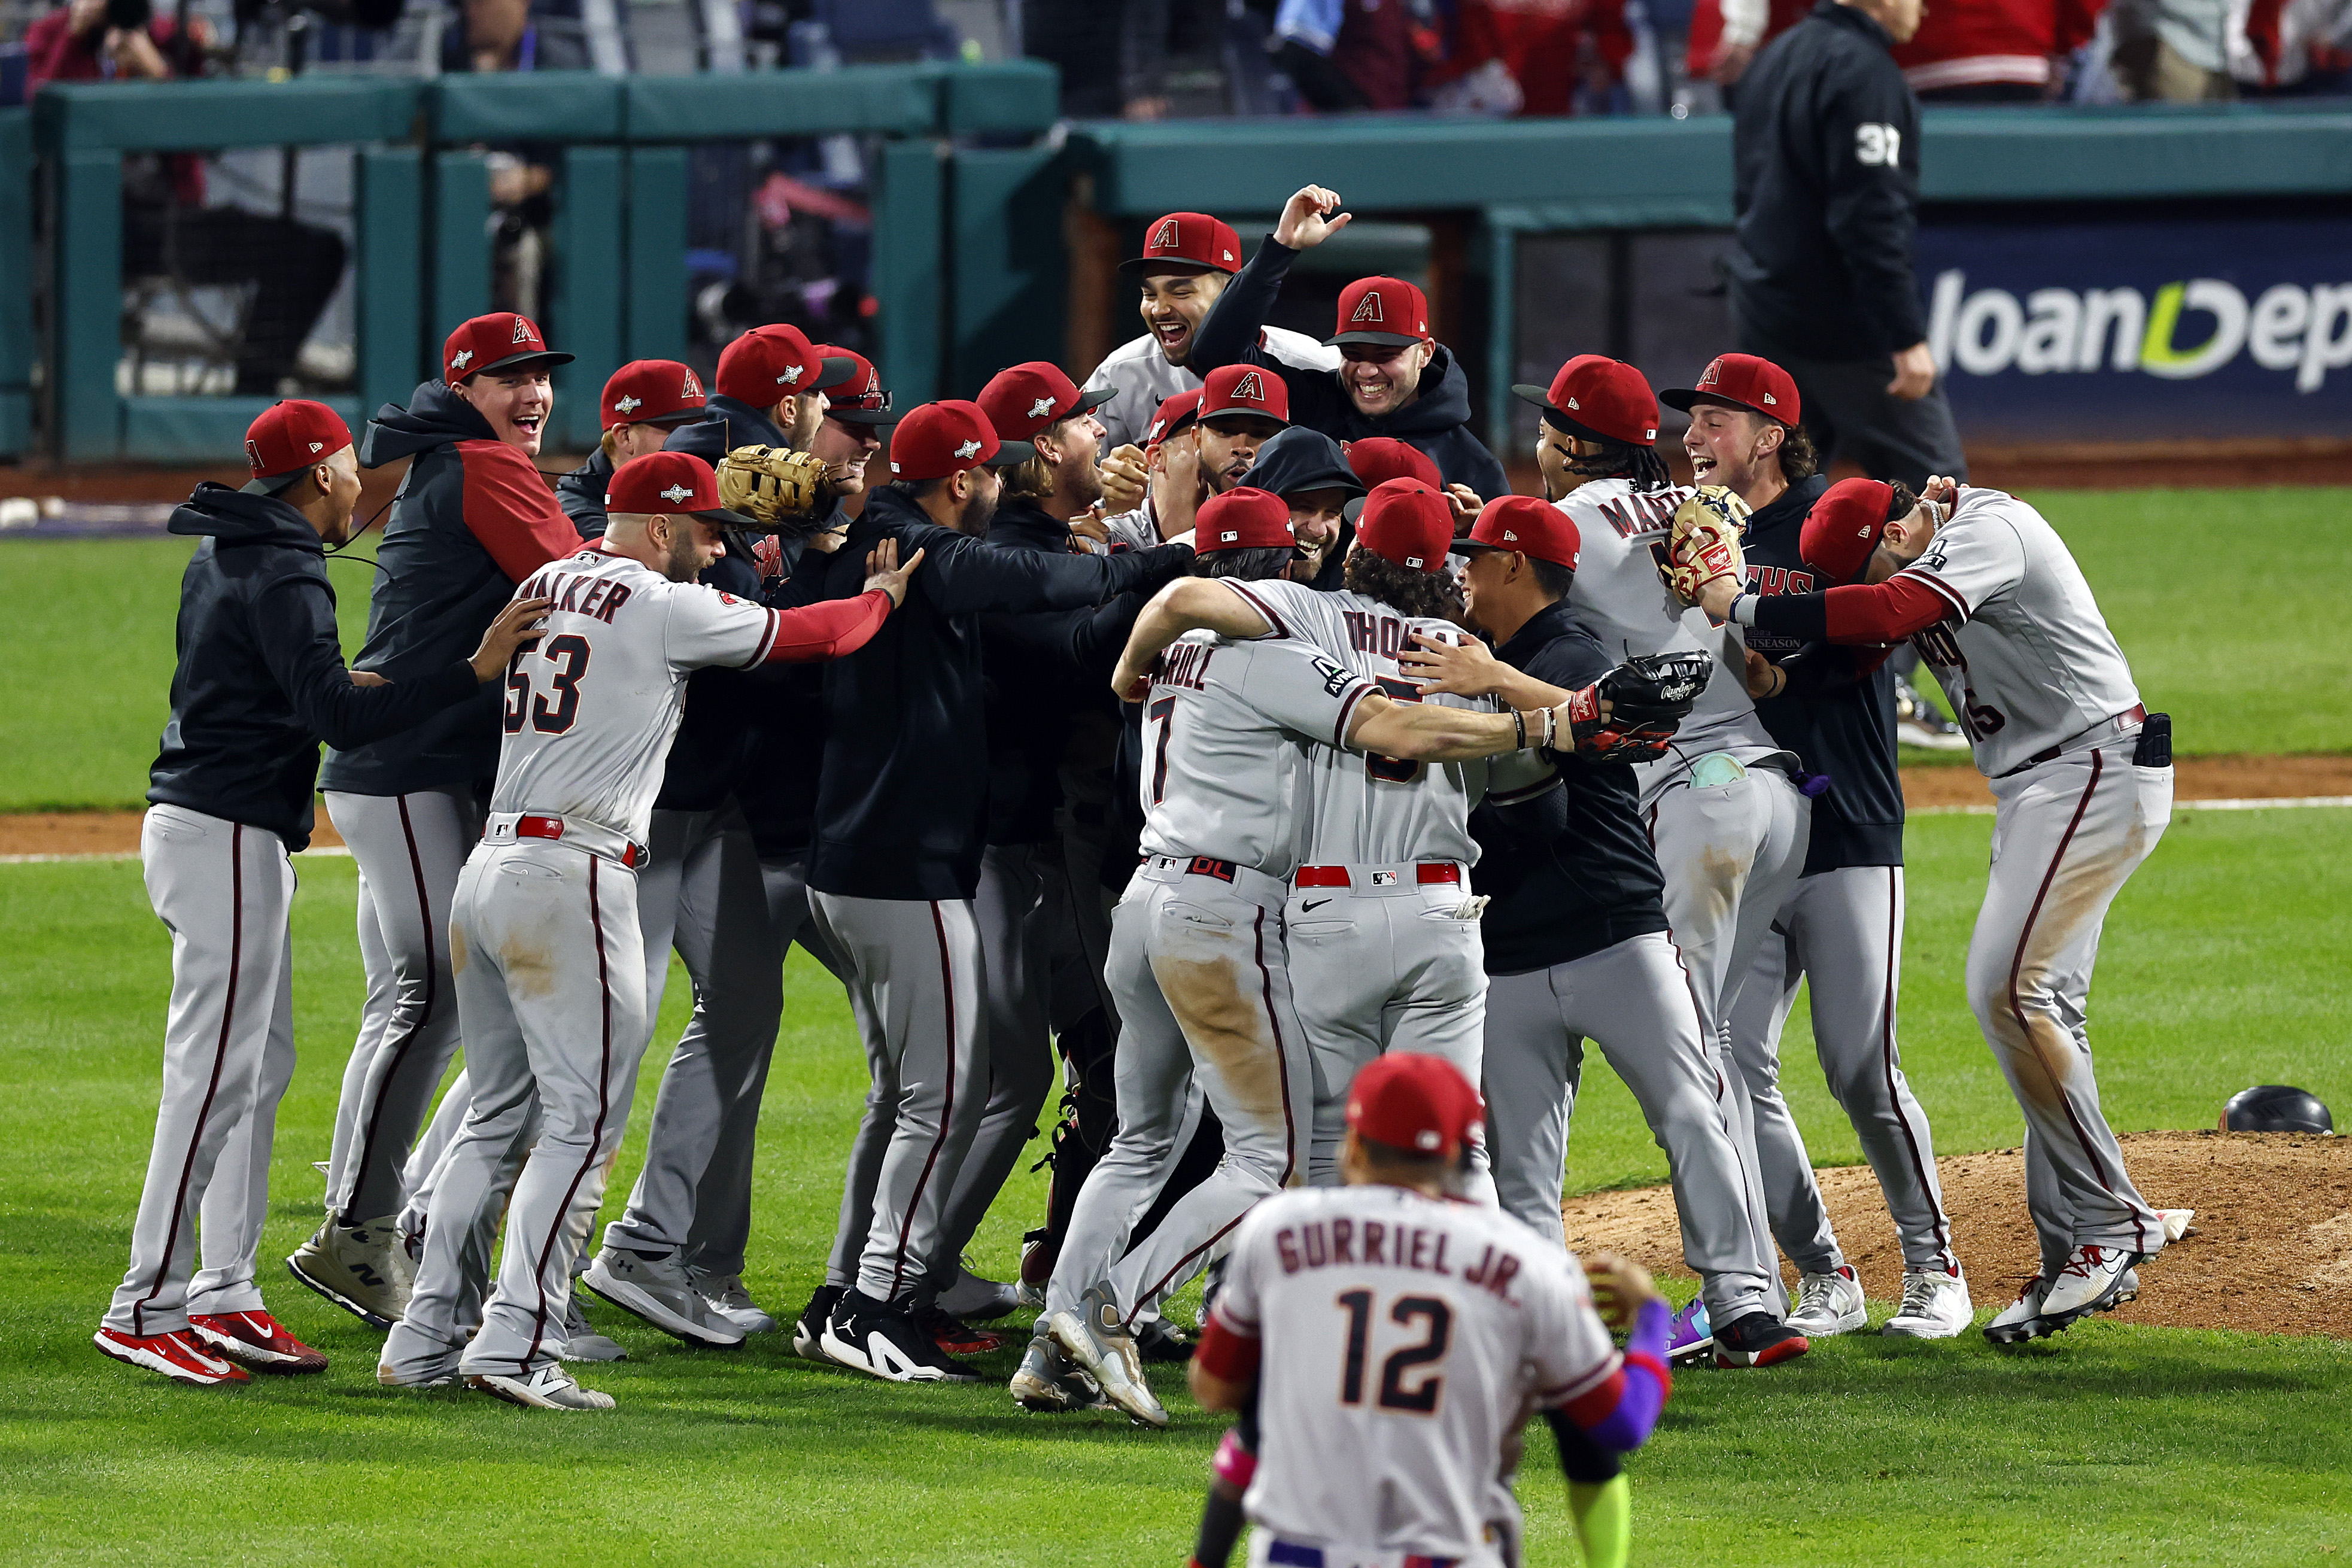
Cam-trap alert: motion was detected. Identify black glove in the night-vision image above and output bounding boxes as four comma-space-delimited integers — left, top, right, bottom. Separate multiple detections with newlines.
1561, 651, 1712, 762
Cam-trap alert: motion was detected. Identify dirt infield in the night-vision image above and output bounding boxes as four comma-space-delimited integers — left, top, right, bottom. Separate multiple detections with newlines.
1563, 1131, 2352, 1337
1, 812, 345, 856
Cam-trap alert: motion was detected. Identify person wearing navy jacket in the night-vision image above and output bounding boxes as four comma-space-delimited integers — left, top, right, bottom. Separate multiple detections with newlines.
98, 402, 546, 1389
800, 400, 1193, 1387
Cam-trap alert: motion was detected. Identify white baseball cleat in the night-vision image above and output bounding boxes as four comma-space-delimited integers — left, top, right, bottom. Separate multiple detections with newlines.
692, 1271, 779, 1336
1882, 1268, 1973, 1339
2040, 1244, 2140, 1323
583, 1249, 744, 1348
558, 1294, 629, 1363
285, 1214, 412, 1330
820, 1291, 981, 1384
1785, 1266, 1867, 1337
1046, 1286, 1168, 1428
792, 1284, 846, 1365
1983, 1275, 2052, 1345
467, 1365, 616, 1411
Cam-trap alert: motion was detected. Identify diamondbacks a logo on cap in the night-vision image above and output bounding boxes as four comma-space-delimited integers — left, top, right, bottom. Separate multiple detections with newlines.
955, 439, 982, 460
661, 484, 694, 503
451, 349, 474, 370
1350, 292, 1385, 324
777, 364, 803, 385
616, 395, 643, 414
861, 367, 880, 394
683, 370, 703, 399
1027, 395, 1057, 420
1700, 359, 1723, 387
1150, 217, 1180, 251
511, 317, 534, 344
245, 439, 262, 466
1229, 370, 1269, 405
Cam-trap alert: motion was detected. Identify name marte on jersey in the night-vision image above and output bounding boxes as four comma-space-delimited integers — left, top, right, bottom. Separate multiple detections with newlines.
1155, 640, 1216, 692
1274, 1216, 1523, 1303
518, 566, 634, 625
1595, 490, 1683, 540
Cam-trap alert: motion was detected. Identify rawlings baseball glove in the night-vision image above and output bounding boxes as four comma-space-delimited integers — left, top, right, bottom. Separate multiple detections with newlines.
1560, 651, 1713, 762
1661, 485, 1751, 604
716, 444, 830, 533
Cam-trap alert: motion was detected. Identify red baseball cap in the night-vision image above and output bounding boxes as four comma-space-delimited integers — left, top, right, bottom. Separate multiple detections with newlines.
1344, 436, 1441, 491
1194, 487, 1295, 554
601, 360, 707, 432
1458, 494, 1581, 570
1347, 478, 1452, 574
1347, 1052, 1484, 1159
443, 312, 573, 384
1661, 353, 1801, 426
977, 361, 1116, 443
243, 400, 353, 493
603, 450, 754, 528
1801, 477, 1903, 584
1144, 390, 1202, 448
1119, 211, 1244, 278
888, 400, 1037, 482
1328, 276, 1431, 349
716, 324, 858, 405
816, 344, 895, 426
1514, 355, 1658, 446
1198, 363, 1290, 427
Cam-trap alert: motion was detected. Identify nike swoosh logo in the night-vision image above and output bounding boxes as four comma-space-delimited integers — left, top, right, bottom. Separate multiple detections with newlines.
1301, 898, 1332, 912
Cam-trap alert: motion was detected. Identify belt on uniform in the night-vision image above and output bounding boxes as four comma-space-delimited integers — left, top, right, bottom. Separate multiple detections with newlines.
1992, 704, 2147, 780
1292, 861, 1462, 890
1265, 1542, 1458, 1568
1135, 851, 1287, 907
485, 810, 648, 869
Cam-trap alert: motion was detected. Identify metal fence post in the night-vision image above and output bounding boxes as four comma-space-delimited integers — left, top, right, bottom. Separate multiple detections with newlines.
51, 147, 121, 461
356, 145, 424, 418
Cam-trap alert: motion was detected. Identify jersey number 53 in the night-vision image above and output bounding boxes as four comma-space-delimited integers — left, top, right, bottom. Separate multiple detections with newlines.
503, 633, 592, 736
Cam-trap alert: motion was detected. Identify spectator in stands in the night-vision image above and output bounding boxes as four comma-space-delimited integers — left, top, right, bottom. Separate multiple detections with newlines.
1271, 0, 1424, 109
441, 0, 589, 317
1894, 0, 2106, 98
28, 0, 348, 396
2231, 0, 2352, 95
1689, 0, 1812, 92
1429, 0, 1637, 116
2107, 0, 2235, 96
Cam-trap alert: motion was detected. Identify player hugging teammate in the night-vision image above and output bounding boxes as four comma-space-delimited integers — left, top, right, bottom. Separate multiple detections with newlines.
99, 182, 2178, 1564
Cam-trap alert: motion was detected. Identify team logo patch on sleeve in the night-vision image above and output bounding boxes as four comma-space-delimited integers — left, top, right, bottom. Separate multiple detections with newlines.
1312, 655, 1353, 697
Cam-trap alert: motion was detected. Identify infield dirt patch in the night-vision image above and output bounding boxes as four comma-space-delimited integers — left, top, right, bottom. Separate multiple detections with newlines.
1563, 1130, 2352, 1337
0, 811, 345, 856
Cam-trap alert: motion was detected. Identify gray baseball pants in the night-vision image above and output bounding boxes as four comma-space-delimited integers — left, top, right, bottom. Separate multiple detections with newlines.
321, 786, 481, 1224
104, 807, 299, 1336
1729, 865, 1959, 1275
807, 891, 990, 1305
1482, 931, 1779, 1324
1971, 737, 2170, 1276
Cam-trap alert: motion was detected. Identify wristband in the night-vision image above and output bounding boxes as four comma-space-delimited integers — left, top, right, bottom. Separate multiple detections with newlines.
1542, 706, 1558, 750
1728, 592, 1757, 627
1512, 709, 1528, 749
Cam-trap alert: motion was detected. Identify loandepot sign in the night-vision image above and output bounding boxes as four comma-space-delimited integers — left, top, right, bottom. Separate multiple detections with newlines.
1915, 217, 2352, 440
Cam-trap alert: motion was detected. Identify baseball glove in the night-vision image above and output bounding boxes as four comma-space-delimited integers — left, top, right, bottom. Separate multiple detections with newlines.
716, 444, 830, 533
1560, 651, 1713, 762
1661, 485, 1752, 604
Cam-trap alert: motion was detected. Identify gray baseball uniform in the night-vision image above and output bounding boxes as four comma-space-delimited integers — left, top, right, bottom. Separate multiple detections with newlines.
1044, 628, 1359, 1324
1083, 326, 1339, 451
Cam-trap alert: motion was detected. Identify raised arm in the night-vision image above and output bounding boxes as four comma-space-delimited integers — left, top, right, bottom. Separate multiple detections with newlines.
1188, 185, 1350, 375
1698, 573, 1949, 645
1107, 578, 1277, 698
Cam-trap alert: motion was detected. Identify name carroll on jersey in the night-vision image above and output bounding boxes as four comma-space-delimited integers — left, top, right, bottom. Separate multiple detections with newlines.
1271, 1214, 1527, 1303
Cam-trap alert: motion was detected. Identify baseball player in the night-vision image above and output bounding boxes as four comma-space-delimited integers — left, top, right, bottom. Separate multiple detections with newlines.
299, 314, 585, 1331
1688, 475, 2174, 1343
1671, 352, 1968, 1339
1034, 489, 1588, 1427
797, 402, 1193, 1385
379, 451, 912, 1410
552, 358, 709, 534
1099, 390, 1204, 551
669, 323, 857, 466
97, 401, 546, 1386
1401, 494, 1806, 1369
1233, 424, 1364, 590
1083, 209, 1339, 451
1188, 185, 1511, 499
1188, 1052, 1672, 1568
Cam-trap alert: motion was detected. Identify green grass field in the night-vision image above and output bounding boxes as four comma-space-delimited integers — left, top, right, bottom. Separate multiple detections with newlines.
2, 487, 2345, 810
3, 485, 2348, 1564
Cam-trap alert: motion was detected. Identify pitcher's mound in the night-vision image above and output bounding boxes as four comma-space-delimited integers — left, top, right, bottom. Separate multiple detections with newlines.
1560, 1131, 2352, 1337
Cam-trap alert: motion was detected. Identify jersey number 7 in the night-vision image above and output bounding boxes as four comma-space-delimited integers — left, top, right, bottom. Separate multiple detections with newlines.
503, 633, 592, 736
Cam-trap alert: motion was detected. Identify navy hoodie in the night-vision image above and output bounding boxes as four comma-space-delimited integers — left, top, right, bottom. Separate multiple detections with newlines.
809, 485, 1192, 902
1190, 236, 1511, 501
149, 484, 480, 850
319, 381, 580, 798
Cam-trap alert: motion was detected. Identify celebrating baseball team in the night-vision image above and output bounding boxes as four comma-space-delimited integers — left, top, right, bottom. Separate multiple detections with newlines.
96, 173, 2180, 1568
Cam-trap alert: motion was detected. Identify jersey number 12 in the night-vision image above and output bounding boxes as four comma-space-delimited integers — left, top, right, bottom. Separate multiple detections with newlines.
1335, 1289, 1452, 1415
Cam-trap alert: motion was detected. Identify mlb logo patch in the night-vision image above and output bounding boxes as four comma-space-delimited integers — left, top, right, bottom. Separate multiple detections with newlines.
1370, 870, 1399, 886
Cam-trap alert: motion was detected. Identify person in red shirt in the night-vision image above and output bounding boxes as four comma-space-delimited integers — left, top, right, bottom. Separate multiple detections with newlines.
1893, 0, 2107, 99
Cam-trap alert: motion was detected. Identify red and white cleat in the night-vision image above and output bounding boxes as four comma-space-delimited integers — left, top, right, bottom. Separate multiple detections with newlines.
190, 1309, 329, 1373
93, 1326, 251, 1387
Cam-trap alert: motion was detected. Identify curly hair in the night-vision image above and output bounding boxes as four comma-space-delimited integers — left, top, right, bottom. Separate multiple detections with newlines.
1776, 422, 1821, 482
1344, 548, 1464, 625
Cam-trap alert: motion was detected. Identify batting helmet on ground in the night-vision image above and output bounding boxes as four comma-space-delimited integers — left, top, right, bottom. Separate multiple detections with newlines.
2220, 1084, 2334, 1134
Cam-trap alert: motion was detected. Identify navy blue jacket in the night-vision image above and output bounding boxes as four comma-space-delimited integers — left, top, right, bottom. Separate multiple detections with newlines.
1739, 473, 1904, 871
664, 394, 789, 466
149, 485, 479, 850
809, 485, 1192, 902
321, 381, 580, 797
1469, 603, 1670, 974
1190, 236, 1510, 501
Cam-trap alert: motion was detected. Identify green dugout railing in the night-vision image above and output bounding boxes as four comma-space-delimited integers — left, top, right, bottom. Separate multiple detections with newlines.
19, 59, 1057, 463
